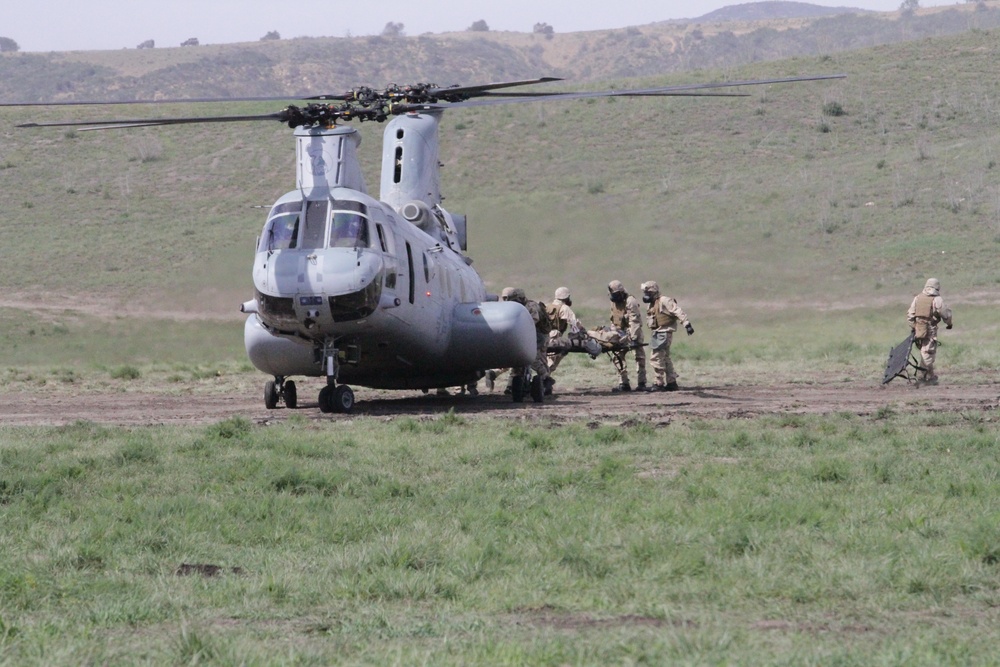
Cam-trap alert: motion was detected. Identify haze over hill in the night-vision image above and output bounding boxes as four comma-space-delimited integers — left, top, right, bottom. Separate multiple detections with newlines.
1, 0, 963, 52
1, 2, 998, 102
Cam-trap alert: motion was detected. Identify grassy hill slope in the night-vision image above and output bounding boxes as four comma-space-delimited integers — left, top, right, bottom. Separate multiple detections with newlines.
1, 27, 999, 367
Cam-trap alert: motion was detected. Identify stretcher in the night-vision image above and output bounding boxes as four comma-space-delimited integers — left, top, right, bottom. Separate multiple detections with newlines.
547, 327, 645, 373
882, 331, 925, 384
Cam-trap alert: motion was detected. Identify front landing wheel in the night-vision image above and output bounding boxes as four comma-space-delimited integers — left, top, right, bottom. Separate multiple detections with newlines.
319, 384, 355, 413
332, 385, 355, 413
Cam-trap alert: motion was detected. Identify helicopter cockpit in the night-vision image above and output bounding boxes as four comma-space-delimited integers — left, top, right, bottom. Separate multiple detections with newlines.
330, 211, 370, 248
259, 199, 374, 252
261, 202, 301, 251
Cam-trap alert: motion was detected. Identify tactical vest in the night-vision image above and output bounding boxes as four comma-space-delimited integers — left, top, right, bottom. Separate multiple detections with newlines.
610, 302, 628, 329
649, 297, 676, 330
529, 299, 551, 334
548, 302, 568, 334
913, 293, 936, 339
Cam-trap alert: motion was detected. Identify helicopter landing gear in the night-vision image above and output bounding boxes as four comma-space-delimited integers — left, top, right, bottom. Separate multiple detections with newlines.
264, 377, 298, 410
530, 375, 544, 403
510, 370, 544, 404
318, 383, 354, 413
316, 338, 355, 413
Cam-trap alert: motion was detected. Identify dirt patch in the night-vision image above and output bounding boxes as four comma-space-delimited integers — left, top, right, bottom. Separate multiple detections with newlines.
1, 377, 997, 427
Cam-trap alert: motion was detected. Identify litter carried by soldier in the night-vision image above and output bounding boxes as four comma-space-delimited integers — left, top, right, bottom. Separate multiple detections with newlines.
641, 280, 693, 391
906, 277, 953, 385
606, 279, 647, 392
544, 286, 579, 394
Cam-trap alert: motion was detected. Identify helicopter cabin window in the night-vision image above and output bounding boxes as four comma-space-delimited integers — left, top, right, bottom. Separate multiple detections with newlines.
300, 200, 328, 249
260, 202, 302, 252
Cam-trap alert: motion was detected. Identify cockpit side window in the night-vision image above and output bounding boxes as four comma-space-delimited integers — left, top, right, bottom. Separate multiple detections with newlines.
260, 201, 302, 252
330, 212, 370, 248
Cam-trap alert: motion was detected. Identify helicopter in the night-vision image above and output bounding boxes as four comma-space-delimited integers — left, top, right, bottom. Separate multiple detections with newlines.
9, 74, 843, 413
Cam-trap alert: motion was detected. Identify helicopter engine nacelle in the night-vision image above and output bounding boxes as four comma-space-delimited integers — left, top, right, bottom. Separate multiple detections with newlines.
400, 200, 435, 232
400, 200, 464, 250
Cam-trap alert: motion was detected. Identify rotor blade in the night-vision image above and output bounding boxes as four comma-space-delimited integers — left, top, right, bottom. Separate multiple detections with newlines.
396, 73, 844, 111
470, 90, 751, 98
425, 77, 563, 97
1, 95, 312, 108
17, 112, 289, 129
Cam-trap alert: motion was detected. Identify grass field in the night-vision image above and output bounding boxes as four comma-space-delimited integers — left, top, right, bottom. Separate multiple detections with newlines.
2, 409, 1000, 665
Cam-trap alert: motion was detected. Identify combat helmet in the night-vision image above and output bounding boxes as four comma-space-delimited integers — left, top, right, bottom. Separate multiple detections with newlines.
554, 286, 571, 301
608, 280, 626, 294
924, 278, 941, 296
500, 286, 517, 301
640, 280, 660, 295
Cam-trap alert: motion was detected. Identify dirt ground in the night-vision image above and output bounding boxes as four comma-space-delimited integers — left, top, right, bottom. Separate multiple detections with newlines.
3, 374, 998, 427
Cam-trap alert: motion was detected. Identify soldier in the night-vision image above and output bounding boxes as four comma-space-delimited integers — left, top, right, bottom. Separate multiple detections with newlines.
641, 280, 693, 391
907, 277, 953, 385
607, 279, 647, 392
545, 286, 581, 394
499, 286, 550, 402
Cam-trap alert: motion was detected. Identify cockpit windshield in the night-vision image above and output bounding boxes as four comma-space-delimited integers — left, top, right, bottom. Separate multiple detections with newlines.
260, 202, 302, 252
260, 198, 375, 252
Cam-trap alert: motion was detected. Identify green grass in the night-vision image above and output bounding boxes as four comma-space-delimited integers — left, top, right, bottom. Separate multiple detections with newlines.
3, 303, 997, 393
2, 413, 1000, 664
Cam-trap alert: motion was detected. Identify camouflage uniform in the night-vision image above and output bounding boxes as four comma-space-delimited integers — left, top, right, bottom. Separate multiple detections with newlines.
906, 278, 953, 385
641, 280, 693, 391
608, 279, 647, 391
500, 287, 550, 396
546, 286, 580, 379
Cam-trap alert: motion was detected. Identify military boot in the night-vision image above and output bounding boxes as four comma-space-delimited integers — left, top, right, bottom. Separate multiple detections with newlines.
613, 381, 631, 393
665, 381, 679, 391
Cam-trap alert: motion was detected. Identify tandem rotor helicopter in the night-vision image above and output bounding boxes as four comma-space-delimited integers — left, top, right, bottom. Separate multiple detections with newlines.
8, 73, 842, 412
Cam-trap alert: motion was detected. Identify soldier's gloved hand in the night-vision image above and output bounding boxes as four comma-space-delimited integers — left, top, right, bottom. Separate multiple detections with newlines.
685, 323, 694, 336
946, 323, 953, 330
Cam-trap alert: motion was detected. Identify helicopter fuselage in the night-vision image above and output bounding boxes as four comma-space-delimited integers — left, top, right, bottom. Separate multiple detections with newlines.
242, 116, 536, 391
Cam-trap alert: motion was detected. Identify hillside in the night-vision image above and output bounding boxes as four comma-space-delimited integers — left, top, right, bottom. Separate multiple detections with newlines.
3, 24, 1000, 317
693, 1, 871, 22
1, 2, 999, 102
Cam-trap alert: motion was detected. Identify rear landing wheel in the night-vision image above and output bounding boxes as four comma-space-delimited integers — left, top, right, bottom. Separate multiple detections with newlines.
530, 375, 544, 403
511, 375, 525, 403
264, 380, 279, 409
